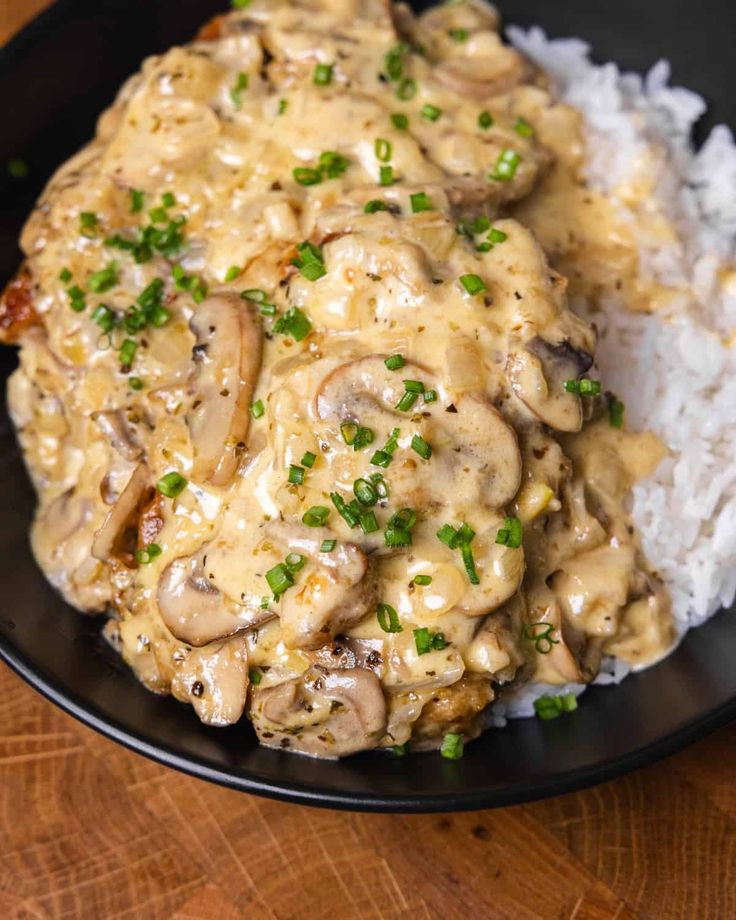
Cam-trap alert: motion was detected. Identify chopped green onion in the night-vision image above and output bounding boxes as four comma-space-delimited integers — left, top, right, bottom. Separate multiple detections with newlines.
391, 113, 409, 130
410, 192, 432, 213
129, 189, 144, 213
266, 562, 294, 596
354, 426, 374, 450
514, 116, 534, 137
303, 506, 330, 527
376, 602, 403, 633
91, 304, 115, 333
413, 627, 433, 655
353, 478, 378, 507
364, 199, 389, 214
118, 338, 137, 369
300, 451, 316, 468
370, 450, 391, 468
232, 0, 252, 8
135, 543, 162, 565
137, 278, 164, 309
291, 241, 326, 281
59, 267, 73, 284
359, 510, 379, 533
293, 166, 323, 186
396, 78, 417, 101
404, 379, 425, 393
459, 273, 486, 296
318, 150, 349, 178
230, 71, 249, 108
320, 539, 337, 552
408, 432, 432, 464
288, 464, 305, 485
375, 138, 392, 162
440, 732, 464, 760
249, 667, 263, 685
250, 400, 265, 419
340, 423, 358, 446
495, 516, 522, 549
278, 98, 288, 115
564, 378, 602, 396
395, 390, 418, 412
423, 389, 437, 403
522, 622, 559, 654
259, 303, 277, 317
156, 471, 188, 499
449, 28, 468, 42
490, 149, 521, 181
534, 692, 578, 720
385, 42, 409, 81
79, 211, 98, 234
413, 574, 432, 586
385, 354, 405, 371
478, 110, 493, 130
273, 306, 312, 341
369, 472, 389, 500
161, 191, 176, 208
461, 542, 480, 585
331, 492, 360, 528
421, 103, 442, 122
285, 552, 306, 572
384, 525, 412, 547
149, 206, 168, 224
390, 508, 416, 531
129, 376, 144, 390
437, 523, 458, 547
242, 288, 267, 303
411, 434, 432, 460
379, 165, 395, 186
490, 228, 508, 244
313, 62, 334, 86
224, 265, 241, 283
609, 395, 625, 429
391, 744, 407, 757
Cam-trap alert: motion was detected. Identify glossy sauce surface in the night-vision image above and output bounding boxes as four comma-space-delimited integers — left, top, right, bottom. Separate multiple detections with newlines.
2, 0, 674, 757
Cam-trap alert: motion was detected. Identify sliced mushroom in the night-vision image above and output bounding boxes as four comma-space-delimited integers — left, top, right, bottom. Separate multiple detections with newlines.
170, 635, 249, 727
549, 543, 635, 639
315, 355, 521, 510
507, 336, 595, 432
526, 585, 603, 684
311, 636, 384, 673
157, 554, 273, 647
265, 521, 377, 650
187, 293, 262, 487
410, 674, 494, 749
92, 462, 150, 565
93, 410, 142, 461
465, 601, 526, 682
249, 666, 387, 758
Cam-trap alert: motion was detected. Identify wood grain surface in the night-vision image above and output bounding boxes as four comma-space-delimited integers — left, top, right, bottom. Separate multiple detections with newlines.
2, 5, 735, 918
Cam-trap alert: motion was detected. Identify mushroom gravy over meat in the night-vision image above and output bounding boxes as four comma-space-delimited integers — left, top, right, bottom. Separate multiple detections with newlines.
1, 0, 675, 757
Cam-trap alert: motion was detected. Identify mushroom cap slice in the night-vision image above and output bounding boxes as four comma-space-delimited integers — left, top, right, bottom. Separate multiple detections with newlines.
92, 410, 142, 462
250, 667, 387, 758
157, 554, 273, 647
187, 293, 263, 487
507, 336, 594, 433
315, 355, 521, 510
92, 462, 150, 564
170, 635, 249, 727
265, 521, 377, 650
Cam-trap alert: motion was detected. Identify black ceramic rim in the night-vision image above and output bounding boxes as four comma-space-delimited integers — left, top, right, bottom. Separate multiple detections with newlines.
1, 0, 735, 814
2, 634, 735, 812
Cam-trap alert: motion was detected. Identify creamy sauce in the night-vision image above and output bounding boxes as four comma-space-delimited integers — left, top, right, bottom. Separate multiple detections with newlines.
2, 0, 675, 757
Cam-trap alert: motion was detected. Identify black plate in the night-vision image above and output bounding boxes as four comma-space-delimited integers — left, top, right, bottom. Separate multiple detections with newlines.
1, 0, 734, 813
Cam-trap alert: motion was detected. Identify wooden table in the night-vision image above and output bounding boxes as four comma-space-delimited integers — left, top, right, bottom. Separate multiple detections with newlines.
2, 5, 735, 917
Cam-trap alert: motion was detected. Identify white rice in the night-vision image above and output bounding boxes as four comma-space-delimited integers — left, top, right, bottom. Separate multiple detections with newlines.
494, 27, 736, 719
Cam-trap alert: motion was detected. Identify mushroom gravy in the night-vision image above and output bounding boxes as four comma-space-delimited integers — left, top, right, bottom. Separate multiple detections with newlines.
1, 0, 674, 757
